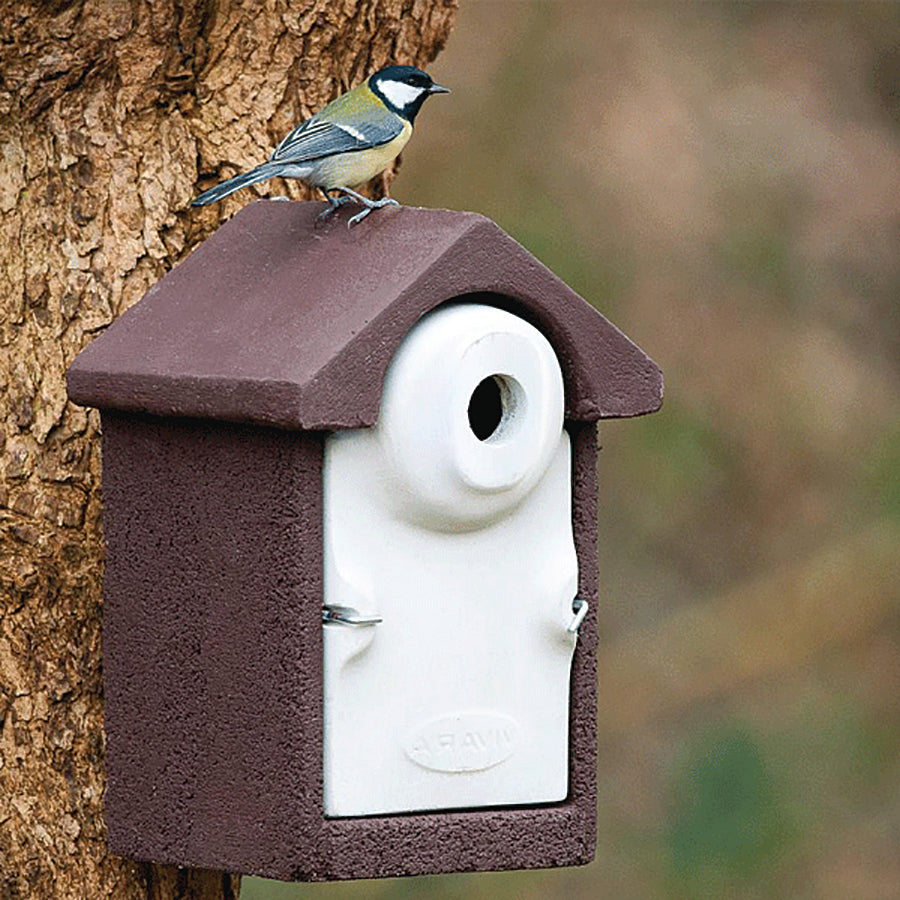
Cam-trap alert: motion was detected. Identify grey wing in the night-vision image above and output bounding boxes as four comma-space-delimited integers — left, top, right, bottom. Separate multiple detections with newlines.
271, 116, 402, 163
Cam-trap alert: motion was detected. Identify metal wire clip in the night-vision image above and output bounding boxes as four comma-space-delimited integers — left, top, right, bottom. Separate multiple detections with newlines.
567, 597, 589, 634
322, 606, 383, 627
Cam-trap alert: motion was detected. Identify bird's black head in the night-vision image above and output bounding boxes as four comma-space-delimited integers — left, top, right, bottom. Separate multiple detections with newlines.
369, 65, 450, 123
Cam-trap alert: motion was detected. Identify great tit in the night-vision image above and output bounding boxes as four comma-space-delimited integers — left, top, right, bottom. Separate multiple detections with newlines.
192, 65, 449, 225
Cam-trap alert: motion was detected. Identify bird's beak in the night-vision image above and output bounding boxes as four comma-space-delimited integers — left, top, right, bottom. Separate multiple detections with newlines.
429, 83, 450, 94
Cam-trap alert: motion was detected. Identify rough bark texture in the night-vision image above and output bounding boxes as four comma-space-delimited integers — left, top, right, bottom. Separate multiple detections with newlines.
0, 2, 457, 898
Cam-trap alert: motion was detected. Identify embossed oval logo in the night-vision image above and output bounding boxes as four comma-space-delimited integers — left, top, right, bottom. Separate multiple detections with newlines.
403, 711, 519, 773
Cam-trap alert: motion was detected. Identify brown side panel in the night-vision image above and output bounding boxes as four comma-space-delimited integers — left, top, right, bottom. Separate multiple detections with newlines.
568, 421, 599, 844
100, 414, 325, 876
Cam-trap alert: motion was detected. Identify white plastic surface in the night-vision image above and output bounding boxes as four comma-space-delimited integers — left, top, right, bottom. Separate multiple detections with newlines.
322, 304, 579, 817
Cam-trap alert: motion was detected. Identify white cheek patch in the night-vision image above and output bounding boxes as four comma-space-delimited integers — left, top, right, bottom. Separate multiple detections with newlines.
379, 80, 426, 110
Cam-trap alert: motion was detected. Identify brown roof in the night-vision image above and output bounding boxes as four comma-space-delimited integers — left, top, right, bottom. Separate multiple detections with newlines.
67, 201, 663, 429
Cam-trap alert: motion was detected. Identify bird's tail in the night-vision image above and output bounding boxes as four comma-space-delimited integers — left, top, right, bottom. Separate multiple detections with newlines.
191, 162, 282, 207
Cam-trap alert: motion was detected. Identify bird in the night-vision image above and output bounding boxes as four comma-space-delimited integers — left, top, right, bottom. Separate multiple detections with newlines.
191, 64, 449, 225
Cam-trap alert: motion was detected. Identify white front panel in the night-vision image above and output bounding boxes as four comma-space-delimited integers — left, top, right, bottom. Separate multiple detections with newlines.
322, 305, 580, 817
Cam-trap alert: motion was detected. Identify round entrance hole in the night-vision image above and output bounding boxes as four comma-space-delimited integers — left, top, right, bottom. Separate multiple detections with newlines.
467, 375, 521, 441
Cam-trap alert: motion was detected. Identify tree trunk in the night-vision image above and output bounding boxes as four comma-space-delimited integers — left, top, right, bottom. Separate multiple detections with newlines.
0, 2, 456, 898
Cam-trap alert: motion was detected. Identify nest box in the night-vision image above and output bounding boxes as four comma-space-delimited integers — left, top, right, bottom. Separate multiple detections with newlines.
66, 201, 662, 882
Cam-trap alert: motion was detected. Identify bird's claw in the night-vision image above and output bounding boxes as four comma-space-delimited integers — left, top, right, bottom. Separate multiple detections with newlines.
318, 189, 399, 227
316, 194, 355, 223
347, 197, 399, 227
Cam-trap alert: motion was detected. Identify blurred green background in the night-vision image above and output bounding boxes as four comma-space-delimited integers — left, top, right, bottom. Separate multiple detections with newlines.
245, 3, 900, 898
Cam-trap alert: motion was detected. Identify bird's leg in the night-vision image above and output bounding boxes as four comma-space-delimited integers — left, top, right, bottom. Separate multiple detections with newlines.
333, 186, 400, 226
316, 189, 355, 222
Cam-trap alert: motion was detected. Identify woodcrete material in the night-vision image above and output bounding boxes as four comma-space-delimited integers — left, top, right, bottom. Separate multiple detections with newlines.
67, 201, 662, 428
67, 201, 662, 881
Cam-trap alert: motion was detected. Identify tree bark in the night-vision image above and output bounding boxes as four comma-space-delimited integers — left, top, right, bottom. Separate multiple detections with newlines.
0, 2, 456, 898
